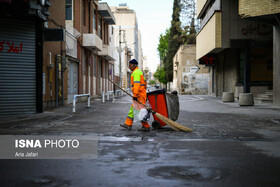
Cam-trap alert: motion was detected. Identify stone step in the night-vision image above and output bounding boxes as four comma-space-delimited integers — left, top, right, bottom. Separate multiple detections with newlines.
254, 97, 273, 104
257, 94, 273, 99
265, 91, 274, 95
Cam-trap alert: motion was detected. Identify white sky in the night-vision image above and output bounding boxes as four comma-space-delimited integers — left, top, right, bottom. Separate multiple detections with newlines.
100, 0, 173, 72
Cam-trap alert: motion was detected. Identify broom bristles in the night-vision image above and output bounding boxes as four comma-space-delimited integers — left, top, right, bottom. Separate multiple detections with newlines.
154, 113, 192, 132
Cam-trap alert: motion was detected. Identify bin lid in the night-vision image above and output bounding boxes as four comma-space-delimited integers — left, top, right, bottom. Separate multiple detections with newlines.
147, 89, 166, 95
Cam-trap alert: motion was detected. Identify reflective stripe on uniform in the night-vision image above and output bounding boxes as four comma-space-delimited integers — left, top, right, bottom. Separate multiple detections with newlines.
127, 116, 133, 120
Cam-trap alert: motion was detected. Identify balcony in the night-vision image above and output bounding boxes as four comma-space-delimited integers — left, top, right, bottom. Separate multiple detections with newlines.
196, 12, 222, 60
98, 2, 116, 24
98, 44, 115, 61
82, 34, 102, 52
65, 21, 80, 58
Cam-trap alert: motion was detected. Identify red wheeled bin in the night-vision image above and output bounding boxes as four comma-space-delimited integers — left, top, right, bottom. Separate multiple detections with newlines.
147, 89, 179, 129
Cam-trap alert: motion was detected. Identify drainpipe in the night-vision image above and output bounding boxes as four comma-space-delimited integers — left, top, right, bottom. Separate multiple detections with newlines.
48, 52, 53, 109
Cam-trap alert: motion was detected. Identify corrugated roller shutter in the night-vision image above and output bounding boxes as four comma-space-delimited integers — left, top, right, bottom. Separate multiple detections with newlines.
0, 19, 36, 114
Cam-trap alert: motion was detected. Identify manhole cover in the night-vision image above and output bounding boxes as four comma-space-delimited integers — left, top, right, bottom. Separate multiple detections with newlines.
272, 119, 280, 124
148, 166, 222, 181
32, 178, 52, 184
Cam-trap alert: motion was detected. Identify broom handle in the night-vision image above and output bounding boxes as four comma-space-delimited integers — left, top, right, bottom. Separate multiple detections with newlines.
108, 79, 153, 111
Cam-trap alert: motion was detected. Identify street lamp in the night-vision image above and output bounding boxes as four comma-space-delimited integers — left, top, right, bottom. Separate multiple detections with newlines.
118, 26, 125, 89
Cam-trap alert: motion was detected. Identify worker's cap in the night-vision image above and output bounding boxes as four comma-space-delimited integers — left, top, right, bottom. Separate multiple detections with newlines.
129, 59, 138, 65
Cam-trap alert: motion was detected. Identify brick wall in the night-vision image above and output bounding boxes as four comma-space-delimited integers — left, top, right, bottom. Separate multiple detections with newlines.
43, 0, 66, 104
239, 0, 280, 18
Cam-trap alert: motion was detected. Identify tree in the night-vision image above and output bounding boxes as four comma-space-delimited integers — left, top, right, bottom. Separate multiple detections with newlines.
154, 66, 167, 85
149, 79, 156, 86
157, 28, 170, 85
165, 0, 182, 82
181, 0, 199, 36
157, 28, 170, 62
143, 67, 150, 82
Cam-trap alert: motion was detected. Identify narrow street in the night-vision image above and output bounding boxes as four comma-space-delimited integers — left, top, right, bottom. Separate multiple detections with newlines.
0, 95, 280, 186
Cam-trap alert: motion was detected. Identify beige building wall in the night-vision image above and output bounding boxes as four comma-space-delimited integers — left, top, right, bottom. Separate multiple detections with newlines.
197, 0, 273, 61
173, 45, 209, 95
138, 30, 143, 70
197, 0, 208, 17
196, 12, 222, 60
239, 0, 280, 18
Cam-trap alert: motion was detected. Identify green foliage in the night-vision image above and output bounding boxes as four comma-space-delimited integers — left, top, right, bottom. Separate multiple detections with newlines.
181, 0, 199, 33
157, 29, 170, 62
157, 0, 199, 83
166, 0, 182, 82
154, 66, 167, 84
149, 79, 156, 86
143, 67, 150, 81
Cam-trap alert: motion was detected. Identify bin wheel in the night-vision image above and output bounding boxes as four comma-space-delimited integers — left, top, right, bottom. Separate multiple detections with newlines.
152, 120, 161, 129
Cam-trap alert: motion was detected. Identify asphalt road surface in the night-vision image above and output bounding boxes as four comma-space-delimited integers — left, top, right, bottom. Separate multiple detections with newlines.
0, 95, 280, 186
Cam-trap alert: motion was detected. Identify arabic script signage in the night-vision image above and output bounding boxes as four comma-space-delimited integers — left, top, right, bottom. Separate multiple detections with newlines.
199, 55, 216, 66
0, 41, 23, 53
241, 23, 272, 36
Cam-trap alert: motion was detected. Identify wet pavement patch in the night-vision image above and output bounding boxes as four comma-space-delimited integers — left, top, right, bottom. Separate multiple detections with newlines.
25, 176, 71, 187
147, 166, 221, 181
32, 177, 52, 184
271, 119, 280, 124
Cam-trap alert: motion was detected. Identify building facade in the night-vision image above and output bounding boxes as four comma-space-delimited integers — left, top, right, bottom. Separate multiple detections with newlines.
43, 0, 66, 110
196, 0, 273, 102
65, 0, 115, 103
0, 0, 51, 114
238, 0, 280, 106
173, 45, 209, 95
0, 0, 117, 115
111, 5, 143, 89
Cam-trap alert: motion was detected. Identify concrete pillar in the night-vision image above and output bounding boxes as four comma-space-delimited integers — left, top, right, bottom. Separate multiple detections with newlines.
239, 93, 254, 106
222, 92, 234, 102
274, 26, 280, 107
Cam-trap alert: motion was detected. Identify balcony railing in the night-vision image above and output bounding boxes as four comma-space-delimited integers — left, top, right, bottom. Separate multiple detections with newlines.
98, 2, 116, 24
82, 33, 102, 51
196, 12, 222, 60
98, 44, 115, 61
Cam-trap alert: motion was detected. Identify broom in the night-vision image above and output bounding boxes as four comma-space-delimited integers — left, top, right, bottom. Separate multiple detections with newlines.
108, 79, 192, 132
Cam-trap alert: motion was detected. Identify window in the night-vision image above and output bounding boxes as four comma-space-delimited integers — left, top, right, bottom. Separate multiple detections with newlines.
65, 0, 72, 20
93, 55, 96, 77
83, 0, 86, 25
83, 51, 86, 75
98, 58, 102, 78
88, 1, 91, 31
98, 17, 102, 38
93, 10, 96, 32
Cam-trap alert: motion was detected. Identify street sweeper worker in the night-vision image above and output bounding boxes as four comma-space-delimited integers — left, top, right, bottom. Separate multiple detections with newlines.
120, 59, 150, 132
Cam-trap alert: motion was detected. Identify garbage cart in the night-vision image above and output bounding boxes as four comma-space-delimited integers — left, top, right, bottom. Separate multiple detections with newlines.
147, 89, 179, 129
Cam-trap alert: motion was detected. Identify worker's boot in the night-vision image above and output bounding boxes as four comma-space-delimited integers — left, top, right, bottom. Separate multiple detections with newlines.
138, 126, 150, 132
120, 124, 132, 131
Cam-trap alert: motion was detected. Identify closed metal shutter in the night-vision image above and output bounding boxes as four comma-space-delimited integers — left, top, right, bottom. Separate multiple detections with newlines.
0, 19, 36, 114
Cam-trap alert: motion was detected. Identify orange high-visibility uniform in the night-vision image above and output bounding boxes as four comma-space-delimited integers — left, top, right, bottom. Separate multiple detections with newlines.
125, 67, 150, 128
